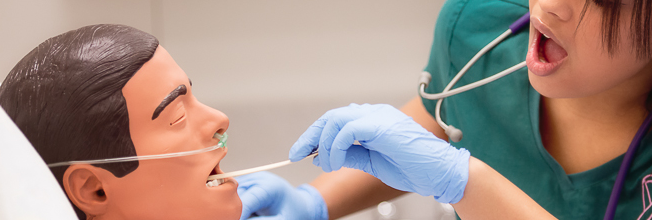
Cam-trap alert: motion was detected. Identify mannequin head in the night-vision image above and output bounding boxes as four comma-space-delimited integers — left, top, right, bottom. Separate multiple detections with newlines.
0, 24, 241, 219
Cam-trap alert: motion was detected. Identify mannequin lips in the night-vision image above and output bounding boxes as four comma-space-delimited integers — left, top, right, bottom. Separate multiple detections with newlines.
205, 134, 234, 188
206, 161, 235, 188
526, 19, 568, 76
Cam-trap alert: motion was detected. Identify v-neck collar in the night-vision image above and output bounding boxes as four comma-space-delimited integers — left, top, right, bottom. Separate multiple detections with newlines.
527, 85, 626, 191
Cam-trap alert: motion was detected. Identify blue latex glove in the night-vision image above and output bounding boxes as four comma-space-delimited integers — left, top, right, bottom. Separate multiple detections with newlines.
289, 103, 470, 203
236, 171, 328, 220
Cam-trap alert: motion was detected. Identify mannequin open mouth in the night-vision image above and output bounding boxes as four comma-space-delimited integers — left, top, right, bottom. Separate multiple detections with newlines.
206, 163, 226, 187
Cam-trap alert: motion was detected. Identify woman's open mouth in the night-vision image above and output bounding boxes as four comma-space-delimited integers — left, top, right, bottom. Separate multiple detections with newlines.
526, 19, 568, 76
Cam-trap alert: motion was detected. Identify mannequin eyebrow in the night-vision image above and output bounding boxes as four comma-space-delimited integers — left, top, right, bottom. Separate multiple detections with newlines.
152, 84, 187, 120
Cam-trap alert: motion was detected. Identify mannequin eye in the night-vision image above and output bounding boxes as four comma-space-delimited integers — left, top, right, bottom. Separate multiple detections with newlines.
170, 113, 186, 126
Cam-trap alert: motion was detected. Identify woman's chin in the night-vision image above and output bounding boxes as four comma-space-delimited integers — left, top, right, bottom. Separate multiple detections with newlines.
528, 71, 581, 99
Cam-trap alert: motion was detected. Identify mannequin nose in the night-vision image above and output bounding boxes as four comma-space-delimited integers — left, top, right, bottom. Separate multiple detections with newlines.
194, 101, 229, 143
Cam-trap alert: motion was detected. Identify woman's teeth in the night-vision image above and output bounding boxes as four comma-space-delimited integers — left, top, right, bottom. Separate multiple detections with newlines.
206, 179, 225, 187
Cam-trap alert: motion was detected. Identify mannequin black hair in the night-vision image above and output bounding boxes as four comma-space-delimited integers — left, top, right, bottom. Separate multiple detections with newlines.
0, 24, 158, 219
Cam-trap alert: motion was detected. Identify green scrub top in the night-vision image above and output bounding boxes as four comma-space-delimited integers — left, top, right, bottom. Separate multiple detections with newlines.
422, 0, 652, 219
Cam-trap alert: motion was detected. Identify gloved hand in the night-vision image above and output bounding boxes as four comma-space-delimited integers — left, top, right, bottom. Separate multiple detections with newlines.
236, 171, 328, 220
289, 103, 470, 203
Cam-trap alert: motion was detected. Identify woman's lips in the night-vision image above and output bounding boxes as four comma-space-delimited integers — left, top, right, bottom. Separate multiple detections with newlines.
526, 21, 568, 76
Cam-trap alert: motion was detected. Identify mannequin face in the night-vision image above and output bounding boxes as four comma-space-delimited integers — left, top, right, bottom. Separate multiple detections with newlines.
96, 46, 240, 219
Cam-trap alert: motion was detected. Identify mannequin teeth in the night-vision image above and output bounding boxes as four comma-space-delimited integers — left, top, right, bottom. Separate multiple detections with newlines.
215, 179, 224, 185
205, 179, 225, 188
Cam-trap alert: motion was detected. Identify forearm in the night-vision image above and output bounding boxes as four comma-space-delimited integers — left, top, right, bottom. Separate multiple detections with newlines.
401, 96, 447, 139
310, 168, 406, 219
404, 96, 552, 218
452, 157, 556, 220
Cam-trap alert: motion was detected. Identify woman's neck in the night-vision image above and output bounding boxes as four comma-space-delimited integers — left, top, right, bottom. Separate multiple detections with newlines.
540, 65, 652, 174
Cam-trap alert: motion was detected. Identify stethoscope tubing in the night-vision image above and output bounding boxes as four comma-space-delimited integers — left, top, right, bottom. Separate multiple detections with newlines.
604, 113, 652, 220
418, 61, 526, 101
419, 27, 527, 141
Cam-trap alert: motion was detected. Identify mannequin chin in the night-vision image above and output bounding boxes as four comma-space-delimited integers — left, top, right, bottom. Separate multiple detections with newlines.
0, 25, 241, 219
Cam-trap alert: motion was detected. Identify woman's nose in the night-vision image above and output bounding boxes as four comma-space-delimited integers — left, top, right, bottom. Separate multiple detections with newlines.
537, 0, 573, 22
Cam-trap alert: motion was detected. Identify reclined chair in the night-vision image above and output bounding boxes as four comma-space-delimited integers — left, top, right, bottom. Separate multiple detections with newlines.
0, 107, 76, 219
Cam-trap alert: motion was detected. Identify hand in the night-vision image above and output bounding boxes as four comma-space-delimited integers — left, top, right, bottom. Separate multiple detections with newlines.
236, 171, 328, 220
289, 103, 470, 203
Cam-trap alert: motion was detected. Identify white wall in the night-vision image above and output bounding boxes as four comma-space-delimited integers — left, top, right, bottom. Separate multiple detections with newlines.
154, 1, 439, 106
0, 0, 153, 75
0, 1, 452, 219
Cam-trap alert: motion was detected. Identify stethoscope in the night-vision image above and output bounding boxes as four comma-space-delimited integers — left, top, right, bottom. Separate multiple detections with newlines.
417, 12, 652, 220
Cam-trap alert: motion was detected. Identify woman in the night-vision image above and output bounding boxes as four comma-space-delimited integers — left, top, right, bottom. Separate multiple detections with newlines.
237, 0, 652, 219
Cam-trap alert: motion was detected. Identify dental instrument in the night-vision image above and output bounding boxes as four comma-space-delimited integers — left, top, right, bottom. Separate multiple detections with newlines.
209, 140, 362, 180
207, 151, 318, 181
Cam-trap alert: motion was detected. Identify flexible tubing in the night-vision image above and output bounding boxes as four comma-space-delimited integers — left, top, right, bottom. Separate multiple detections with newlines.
430, 29, 513, 129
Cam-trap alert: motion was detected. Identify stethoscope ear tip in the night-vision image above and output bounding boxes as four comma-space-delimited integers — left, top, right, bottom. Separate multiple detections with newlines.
419, 71, 432, 87
445, 126, 463, 142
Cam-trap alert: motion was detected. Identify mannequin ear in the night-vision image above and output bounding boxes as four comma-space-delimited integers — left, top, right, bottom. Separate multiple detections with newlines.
63, 164, 109, 216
